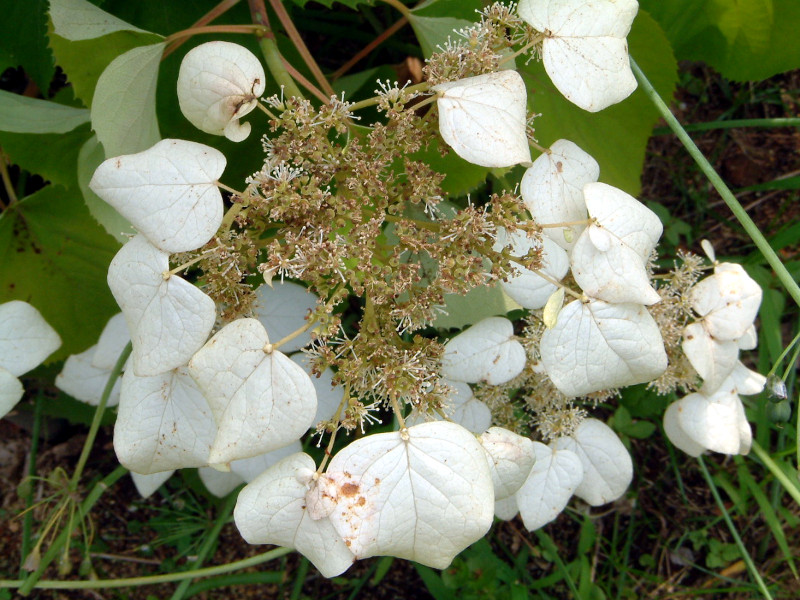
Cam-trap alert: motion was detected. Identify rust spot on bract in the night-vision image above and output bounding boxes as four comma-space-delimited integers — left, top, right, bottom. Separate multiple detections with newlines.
356, 496, 366, 506
341, 482, 360, 497
555, 161, 563, 173
374, 477, 380, 485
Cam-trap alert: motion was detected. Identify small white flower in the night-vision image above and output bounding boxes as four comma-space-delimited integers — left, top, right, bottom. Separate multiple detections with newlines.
177, 41, 266, 142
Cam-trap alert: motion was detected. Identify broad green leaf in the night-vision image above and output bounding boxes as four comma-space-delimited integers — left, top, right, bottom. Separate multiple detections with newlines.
641, 0, 800, 81
0, 185, 121, 360
0, 90, 89, 134
0, 0, 54, 92
0, 124, 92, 187
519, 10, 677, 195
48, 29, 164, 108
50, 0, 149, 40
91, 42, 165, 157
410, 0, 484, 57
434, 284, 522, 330
77, 135, 135, 242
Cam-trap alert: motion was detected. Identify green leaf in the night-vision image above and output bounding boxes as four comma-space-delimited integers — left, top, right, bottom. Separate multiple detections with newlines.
91, 42, 165, 157
0, 0, 55, 92
433, 283, 521, 330
640, 0, 800, 81
48, 29, 164, 108
77, 135, 135, 242
0, 124, 92, 187
519, 10, 677, 195
0, 185, 121, 360
50, 0, 150, 40
409, 0, 484, 58
0, 89, 90, 133
410, 144, 490, 198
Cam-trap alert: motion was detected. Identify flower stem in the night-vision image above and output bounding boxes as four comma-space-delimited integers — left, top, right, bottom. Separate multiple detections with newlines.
248, 0, 305, 99
19, 394, 43, 578
631, 57, 800, 309
347, 82, 430, 111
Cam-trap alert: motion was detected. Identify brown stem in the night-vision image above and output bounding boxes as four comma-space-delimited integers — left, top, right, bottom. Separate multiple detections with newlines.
280, 57, 329, 103
0, 148, 16, 209
332, 16, 408, 81
163, 24, 267, 47
162, 0, 242, 59
267, 0, 336, 98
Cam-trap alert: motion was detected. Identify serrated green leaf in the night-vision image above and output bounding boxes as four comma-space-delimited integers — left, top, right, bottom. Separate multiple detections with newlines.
0, 124, 91, 187
50, 0, 150, 40
409, 0, 483, 57
0, 185, 121, 360
0, 89, 89, 133
91, 42, 165, 157
433, 284, 521, 330
519, 10, 677, 195
0, 0, 55, 92
49, 29, 164, 108
77, 134, 135, 242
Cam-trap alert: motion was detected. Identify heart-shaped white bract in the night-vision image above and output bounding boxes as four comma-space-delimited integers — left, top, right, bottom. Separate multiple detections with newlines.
254, 282, 319, 353
667, 383, 751, 456
234, 452, 356, 578
322, 421, 494, 569
188, 318, 317, 465
433, 71, 532, 168
540, 299, 667, 397
738, 325, 758, 351
494, 228, 569, 309
730, 362, 767, 396
441, 317, 527, 385
199, 467, 244, 498
290, 353, 344, 428
0, 300, 62, 377
90, 139, 226, 253
230, 440, 304, 483
92, 313, 131, 371
571, 183, 662, 305
521, 139, 598, 250
551, 418, 632, 506
56, 344, 122, 406
690, 263, 762, 341
682, 322, 739, 394
480, 427, 536, 500
108, 235, 216, 377
130, 470, 175, 499
115, 367, 216, 474
515, 442, 583, 531
494, 496, 519, 521
0, 366, 24, 419
177, 41, 266, 142
517, 0, 639, 112
406, 379, 492, 434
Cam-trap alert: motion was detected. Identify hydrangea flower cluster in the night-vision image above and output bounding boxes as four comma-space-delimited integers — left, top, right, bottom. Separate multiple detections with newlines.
43, 0, 766, 578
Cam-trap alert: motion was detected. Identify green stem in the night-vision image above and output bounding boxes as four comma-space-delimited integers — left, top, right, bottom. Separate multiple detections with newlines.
697, 456, 774, 600
169, 492, 239, 600
653, 117, 800, 136
6, 548, 292, 591
750, 440, 800, 505
348, 82, 430, 111
19, 393, 43, 578
247, 0, 304, 99
630, 57, 800, 309
70, 343, 132, 490
18, 465, 129, 595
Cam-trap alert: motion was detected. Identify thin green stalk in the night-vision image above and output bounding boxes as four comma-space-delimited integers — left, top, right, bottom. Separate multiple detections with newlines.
751, 440, 800, 505
5, 548, 292, 591
169, 492, 239, 600
535, 530, 580, 598
631, 57, 800, 309
18, 465, 129, 595
698, 456, 774, 600
70, 342, 132, 490
19, 393, 43, 578
653, 117, 800, 135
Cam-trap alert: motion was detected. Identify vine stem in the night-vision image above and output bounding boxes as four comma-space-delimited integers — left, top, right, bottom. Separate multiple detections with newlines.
378, 0, 413, 20
630, 57, 800, 309
697, 456, 774, 600
163, 24, 266, 46
6, 547, 292, 591
247, 0, 304, 99
332, 16, 408, 81
163, 0, 243, 59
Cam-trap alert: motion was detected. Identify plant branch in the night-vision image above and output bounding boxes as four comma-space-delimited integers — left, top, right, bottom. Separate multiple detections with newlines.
163, 24, 266, 47
248, 0, 305, 99
378, 0, 413, 20
332, 16, 408, 81
163, 0, 244, 58
631, 57, 800, 309
280, 57, 330, 103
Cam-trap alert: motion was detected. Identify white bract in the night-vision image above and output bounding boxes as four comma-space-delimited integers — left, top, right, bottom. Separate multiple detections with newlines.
115, 367, 216, 474
107, 235, 216, 377
570, 183, 662, 305
0, 367, 24, 419
254, 282, 319, 353
690, 263, 762, 341
235, 452, 356, 578
551, 418, 632, 506
540, 299, 667, 397
515, 442, 583, 531
290, 353, 344, 428
90, 139, 226, 253
441, 316, 526, 385
433, 71, 532, 168
480, 427, 536, 500
131, 470, 175, 499
188, 318, 317, 465
520, 139, 598, 250
494, 228, 569, 309
517, 0, 639, 112
56, 344, 122, 406
682, 322, 739, 393
91, 313, 130, 371
321, 422, 494, 569
177, 41, 266, 142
